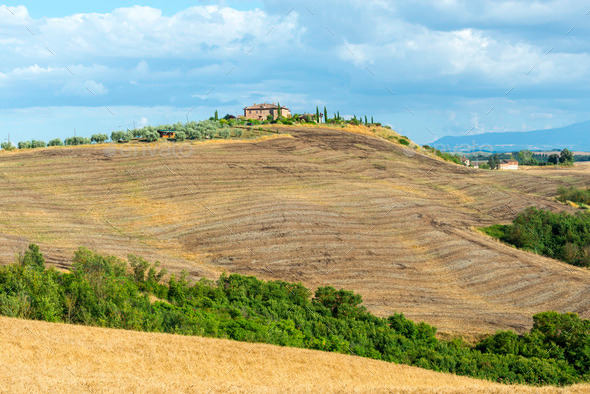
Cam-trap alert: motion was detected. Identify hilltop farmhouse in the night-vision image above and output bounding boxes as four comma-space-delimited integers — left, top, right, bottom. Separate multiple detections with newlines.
243, 103, 291, 120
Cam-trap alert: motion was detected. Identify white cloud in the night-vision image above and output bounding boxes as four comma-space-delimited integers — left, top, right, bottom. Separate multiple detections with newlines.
0, 5, 301, 64
138, 117, 149, 127
0, 5, 30, 24
57, 80, 108, 97
336, 24, 590, 86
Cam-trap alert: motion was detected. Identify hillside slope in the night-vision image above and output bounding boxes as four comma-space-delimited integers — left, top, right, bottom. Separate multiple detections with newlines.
3, 316, 589, 393
0, 125, 589, 336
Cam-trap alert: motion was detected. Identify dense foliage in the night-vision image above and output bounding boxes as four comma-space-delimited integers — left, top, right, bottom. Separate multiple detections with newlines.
482, 207, 590, 267
17, 140, 46, 149
48, 138, 63, 147
1, 245, 588, 386
0, 141, 15, 151
557, 186, 590, 207
65, 136, 91, 146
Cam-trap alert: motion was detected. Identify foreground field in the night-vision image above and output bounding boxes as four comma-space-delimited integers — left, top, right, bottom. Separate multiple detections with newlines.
0, 125, 589, 336
2, 316, 588, 393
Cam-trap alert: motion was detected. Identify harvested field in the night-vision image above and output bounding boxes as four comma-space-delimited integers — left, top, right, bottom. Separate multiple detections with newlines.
0, 125, 589, 336
3, 315, 590, 393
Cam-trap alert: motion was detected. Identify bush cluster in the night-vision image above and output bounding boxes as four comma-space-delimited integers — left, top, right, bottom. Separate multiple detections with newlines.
557, 186, 590, 206
482, 207, 590, 267
1, 245, 589, 386
18, 140, 46, 149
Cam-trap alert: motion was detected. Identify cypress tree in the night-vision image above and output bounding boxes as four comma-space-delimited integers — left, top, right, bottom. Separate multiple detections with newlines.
277, 102, 282, 118
316, 106, 320, 123
214, 110, 219, 121
371, 116, 374, 124
365, 115, 368, 124
324, 106, 328, 122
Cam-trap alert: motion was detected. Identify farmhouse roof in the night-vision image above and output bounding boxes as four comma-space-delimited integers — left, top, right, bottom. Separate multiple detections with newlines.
243, 103, 289, 110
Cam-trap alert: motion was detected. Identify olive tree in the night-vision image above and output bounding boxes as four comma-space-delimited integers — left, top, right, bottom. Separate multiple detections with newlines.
1, 141, 15, 151
91, 133, 109, 144
111, 131, 129, 142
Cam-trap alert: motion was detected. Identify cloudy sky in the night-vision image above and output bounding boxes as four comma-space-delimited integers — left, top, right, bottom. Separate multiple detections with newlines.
1, 1, 590, 144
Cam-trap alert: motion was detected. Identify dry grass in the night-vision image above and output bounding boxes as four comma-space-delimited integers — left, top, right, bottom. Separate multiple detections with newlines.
0, 126, 589, 336
3, 316, 590, 393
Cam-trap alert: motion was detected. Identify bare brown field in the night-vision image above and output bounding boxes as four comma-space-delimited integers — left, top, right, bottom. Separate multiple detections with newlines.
0, 125, 589, 336
3, 315, 590, 393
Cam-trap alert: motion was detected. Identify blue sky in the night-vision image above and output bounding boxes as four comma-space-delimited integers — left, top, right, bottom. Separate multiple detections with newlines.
1, 1, 590, 145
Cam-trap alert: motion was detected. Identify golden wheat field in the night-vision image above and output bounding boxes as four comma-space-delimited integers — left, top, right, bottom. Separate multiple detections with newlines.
0, 125, 589, 337
2, 315, 590, 393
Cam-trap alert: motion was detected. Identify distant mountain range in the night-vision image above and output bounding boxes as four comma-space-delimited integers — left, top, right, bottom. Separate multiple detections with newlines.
432, 120, 590, 152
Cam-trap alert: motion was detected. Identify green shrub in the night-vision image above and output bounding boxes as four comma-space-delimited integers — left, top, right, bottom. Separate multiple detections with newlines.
557, 186, 590, 206
110, 131, 129, 142
399, 138, 410, 146
91, 133, 109, 144
482, 207, 590, 267
48, 138, 63, 147
1, 142, 15, 151
480, 224, 508, 240
175, 130, 186, 141
65, 136, 91, 146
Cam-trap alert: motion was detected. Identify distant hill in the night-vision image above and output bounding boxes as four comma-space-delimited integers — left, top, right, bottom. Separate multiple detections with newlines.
432, 120, 590, 152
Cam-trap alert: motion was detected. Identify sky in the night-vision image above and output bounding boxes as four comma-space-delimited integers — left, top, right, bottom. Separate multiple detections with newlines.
1, 1, 590, 145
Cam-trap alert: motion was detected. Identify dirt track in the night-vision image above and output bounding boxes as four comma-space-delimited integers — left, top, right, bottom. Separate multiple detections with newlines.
0, 125, 589, 336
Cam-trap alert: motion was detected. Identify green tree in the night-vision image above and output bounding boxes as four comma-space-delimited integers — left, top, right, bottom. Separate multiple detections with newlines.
65, 136, 91, 146
111, 131, 129, 142
277, 102, 282, 118
175, 130, 186, 141
214, 110, 219, 121
48, 138, 63, 147
548, 153, 559, 164
560, 148, 574, 164
21, 244, 45, 270
488, 154, 501, 170
324, 106, 328, 122
316, 106, 320, 123
518, 150, 533, 165
31, 140, 46, 148
91, 133, 108, 144
1, 142, 15, 151
144, 129, 159, 142
18, 141, 31, 149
